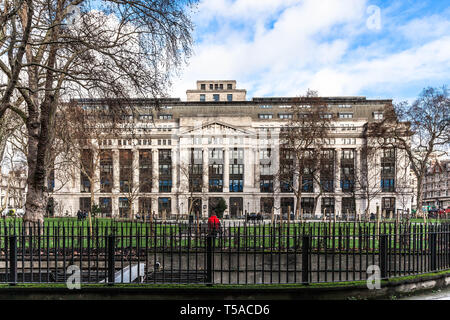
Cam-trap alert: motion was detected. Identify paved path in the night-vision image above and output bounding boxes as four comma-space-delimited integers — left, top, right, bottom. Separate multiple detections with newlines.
400, 287, 450, 300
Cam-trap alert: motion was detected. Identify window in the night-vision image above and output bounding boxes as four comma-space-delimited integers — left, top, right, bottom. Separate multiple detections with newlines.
139, 150, 152, 193
320, 113, 333, 119
159, 164, 171, 175
321, 179, 334, 192
383, 148, 395, 158
209, 148, 223, 160
302, 178, 314, 192
259, 114, 273, 119
342, 149, 355, 159
343, 138, 356, 145
227, 94, 233, 102
99, 197, 112, 217
209, 84, 213, 90
158, 197, 172, 215
374, 112, 383, 120
279, 113, 293, 119
301, 198, 315, 214
381, 179, 395, 192
339, 113, 353, 118
189, 164, 202, 175
159, 114, 172, 120
200, 94, 205, 102
230, 148, 244, 160
342, 197, 356, 215
159, 180, 172, 192
118, 197, 130, 218
230, 179, 244, 192
230, 164, 244, 174
321, 197, 335, 215
209, 179, 223, 192
260, 105, 272, 108
209, 164, 223, 175
260, 179, 273, 193
227, 83, 233, 90
100, 151, 113, 193
260, 164, 272, 175
138, 114, 152, 120
219, 84, 223, 90
200, 84, 206, 90
213, 94, 219, 102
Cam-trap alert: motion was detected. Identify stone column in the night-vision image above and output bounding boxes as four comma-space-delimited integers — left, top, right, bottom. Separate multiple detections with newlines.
171, 146, 178, 194
202, 147, 209, 193
112, 149, 120, 193
274, 196, 281, 215
132, 149, 139, 193
151, 149, 159, 193
254, 148, 260, 191
335, 148, 341, 192
223, 147, 230, 192
92, 149, 100, 194
335, 195, 342, 218
179, 147, 190, 193
272, 144, 280, 193
112, 195, 119, 217
244, 147, 253, 192
131, 149, 139, 218
355, 147, 360, 183
293, 157, 299, 192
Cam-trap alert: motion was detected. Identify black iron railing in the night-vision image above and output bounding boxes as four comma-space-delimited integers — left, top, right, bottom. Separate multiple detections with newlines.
0, 221, 449, 285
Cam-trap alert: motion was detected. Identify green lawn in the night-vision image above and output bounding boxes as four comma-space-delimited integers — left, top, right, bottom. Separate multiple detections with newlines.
0, 217, 446, 250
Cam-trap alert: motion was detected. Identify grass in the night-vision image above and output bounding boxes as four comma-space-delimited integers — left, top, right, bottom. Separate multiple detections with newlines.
1, 270, 449, 290
0, 217, 447, 251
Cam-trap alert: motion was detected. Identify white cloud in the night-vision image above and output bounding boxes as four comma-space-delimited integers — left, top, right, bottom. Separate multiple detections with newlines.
170, 0, 450, 101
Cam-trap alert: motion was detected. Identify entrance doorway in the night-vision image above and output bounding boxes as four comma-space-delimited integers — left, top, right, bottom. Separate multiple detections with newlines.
229, 197, 243, 218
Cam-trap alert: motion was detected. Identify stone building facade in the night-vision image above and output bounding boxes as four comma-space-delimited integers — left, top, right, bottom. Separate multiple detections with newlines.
50, 80, 414, 218
423, 159, 450, 210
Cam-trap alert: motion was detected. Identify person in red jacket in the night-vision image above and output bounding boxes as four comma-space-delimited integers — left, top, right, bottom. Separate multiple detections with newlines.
208, 211, 221, 236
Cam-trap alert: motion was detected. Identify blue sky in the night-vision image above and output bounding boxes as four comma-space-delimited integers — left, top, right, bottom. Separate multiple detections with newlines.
169, 0, 450, 103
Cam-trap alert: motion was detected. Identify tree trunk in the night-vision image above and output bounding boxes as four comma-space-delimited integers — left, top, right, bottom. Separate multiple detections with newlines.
24, 185, 46, 226
23, 120, 47, 227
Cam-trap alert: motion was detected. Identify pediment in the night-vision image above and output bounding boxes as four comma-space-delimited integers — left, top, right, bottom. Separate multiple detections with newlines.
181, 121, 253, 136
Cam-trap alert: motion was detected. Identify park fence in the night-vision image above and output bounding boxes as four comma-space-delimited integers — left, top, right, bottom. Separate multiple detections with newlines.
0, 220, 449, 285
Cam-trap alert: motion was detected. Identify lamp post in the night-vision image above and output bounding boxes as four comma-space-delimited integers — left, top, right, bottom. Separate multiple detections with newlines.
247, 201, 250, 221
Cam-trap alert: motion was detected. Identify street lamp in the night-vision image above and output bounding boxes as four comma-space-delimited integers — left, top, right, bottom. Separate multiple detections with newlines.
247, 201, 250, 221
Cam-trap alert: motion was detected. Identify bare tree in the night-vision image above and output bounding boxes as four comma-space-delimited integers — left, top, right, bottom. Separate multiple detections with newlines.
0, 0, 34, 118
0, 0, 198, 225
0, 141, 27, 214
352, 141, 383, 221
275, 91, 331, 220
371, 86, 450, 215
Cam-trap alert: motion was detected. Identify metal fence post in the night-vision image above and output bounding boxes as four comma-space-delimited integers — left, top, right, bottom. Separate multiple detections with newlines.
107, 235, 115, 285
302, 235, 310, 284
206, 234, 213, 285
429, 232, 437, 271
379, 234, 388, 279
9, 235, 17, 285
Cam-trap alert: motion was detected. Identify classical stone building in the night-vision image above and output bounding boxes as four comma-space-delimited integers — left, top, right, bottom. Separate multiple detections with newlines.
51, 80, 414, 218
0, 170, 27, 213
423, 159, 450, 210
